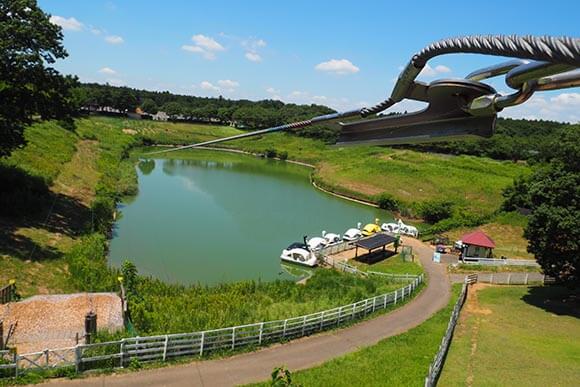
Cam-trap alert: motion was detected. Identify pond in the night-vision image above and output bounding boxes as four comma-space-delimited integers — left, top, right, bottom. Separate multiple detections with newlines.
109, 150, 392, 285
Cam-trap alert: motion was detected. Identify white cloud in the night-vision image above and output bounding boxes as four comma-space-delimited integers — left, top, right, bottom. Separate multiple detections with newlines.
106, 78, 125, 87
191, 34, 224, 51
551, 92, 580, 106
91, 28, 102, 35
419, 64, 452, 77
266, 87, 279, 94
105, 35, 124, 45
315, 59, 360, 75
200, 81, 220, 92
98, 67, 117, 75
434, 65, 451, 73
245, 52, 262, 62
217, 79, 239, 89
241, 38, 266, 63
499, 92, 580, 123
182, 34, 224, 60
49, 16, 83, 31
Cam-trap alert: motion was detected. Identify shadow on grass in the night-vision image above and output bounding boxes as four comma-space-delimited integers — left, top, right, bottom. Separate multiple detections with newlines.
521, 285, 579, 319
355, 249, 397, 265
0, 165, 91, 261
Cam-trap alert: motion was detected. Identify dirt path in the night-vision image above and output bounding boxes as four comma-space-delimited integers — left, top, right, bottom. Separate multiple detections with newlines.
46, 238, 450, 387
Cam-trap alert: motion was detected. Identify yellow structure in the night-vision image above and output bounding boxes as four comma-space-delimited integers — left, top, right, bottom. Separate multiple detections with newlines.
361, 219, 381, 236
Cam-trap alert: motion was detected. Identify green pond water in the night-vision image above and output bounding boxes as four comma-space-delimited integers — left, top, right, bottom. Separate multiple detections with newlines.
109, 150, 392, 285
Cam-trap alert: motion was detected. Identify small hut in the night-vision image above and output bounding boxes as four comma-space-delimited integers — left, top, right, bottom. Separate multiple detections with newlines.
460, 230, 496, 259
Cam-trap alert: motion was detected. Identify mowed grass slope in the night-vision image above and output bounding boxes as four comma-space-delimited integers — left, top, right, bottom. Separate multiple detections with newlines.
0, 121, 81, 295
439, 285, 580, 386
106, 116, 529, 217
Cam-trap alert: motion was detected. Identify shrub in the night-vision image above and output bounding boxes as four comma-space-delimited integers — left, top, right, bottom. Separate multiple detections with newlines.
91, 196, 116, 233
417, 199, 454, 223
265, 148, 277, 158
67, 234, 117, 292
278, 151, 288, 160
376, 193, 400, 211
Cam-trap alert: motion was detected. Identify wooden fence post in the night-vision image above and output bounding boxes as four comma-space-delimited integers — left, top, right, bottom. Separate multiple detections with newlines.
525, 273, 529, 284
259, 322, 264, 345
282, 319, 288, 337
507, 273, 511, 285
199, 332, 205, 357
320, 312, 325, 330
231, 327, 236, 350
301, 316, 307, 336
394, 290, 397, 305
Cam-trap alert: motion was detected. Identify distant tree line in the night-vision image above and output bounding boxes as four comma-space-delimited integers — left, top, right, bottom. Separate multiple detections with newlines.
399, 118, 576, 162
73, 83, 337, 140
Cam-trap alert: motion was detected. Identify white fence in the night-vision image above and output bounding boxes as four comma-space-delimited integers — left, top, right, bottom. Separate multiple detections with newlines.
462, 257, 539, 267
2, 274, 423, 377
424, 281, 469, 387
334, 261, 417, 283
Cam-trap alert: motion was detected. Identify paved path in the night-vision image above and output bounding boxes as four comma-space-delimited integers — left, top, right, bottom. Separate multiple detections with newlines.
47, 238, 450, 387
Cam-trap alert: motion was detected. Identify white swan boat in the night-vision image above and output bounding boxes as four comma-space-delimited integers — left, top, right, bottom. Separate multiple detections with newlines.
280, 239, 318, 267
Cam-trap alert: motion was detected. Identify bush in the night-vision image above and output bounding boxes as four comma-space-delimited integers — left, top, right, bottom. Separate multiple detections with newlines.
278, 151, 288, 160
376, 193, 400, 211
417, 199, 454, 223
265, 148, 277, 158
67, 234, 118, 292
91, 196, 116, 234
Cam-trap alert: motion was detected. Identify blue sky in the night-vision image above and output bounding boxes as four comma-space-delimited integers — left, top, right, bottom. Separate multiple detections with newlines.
41, 0, 580, 122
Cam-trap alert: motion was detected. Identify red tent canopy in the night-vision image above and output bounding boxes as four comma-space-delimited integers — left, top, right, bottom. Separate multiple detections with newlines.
460, 230, 496, 249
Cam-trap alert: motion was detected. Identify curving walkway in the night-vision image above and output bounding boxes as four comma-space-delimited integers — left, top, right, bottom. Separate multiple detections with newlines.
47, 238, 450, 387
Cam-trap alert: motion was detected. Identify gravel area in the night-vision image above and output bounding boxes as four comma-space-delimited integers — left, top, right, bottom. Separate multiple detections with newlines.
0, 292, 123, 354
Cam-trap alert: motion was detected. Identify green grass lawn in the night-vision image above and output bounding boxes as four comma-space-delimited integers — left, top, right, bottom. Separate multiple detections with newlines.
350, 253, 424, 276
248, 284, 462, 387
439, 285, 580, 386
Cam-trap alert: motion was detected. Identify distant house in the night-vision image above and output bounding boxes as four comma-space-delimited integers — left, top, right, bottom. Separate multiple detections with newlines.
460, 230, 496, 259
153, 111, 169, 121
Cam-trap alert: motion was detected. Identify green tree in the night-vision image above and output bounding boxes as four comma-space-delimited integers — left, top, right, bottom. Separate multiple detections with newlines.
0, 0, 77, 157
523, 128, 579, 285
140, 98, 158, 114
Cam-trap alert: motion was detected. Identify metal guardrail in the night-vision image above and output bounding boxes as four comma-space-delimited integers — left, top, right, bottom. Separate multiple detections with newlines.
2, 275, 423, 377
424, 281, 469, 387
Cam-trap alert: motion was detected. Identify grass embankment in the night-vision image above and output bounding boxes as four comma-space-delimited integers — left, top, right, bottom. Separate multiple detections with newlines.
439, 285, 580, 386
0, 119, 139, 296
445, 211, 533, 259
123, 269, 416, 336
248, 284, 462, 387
